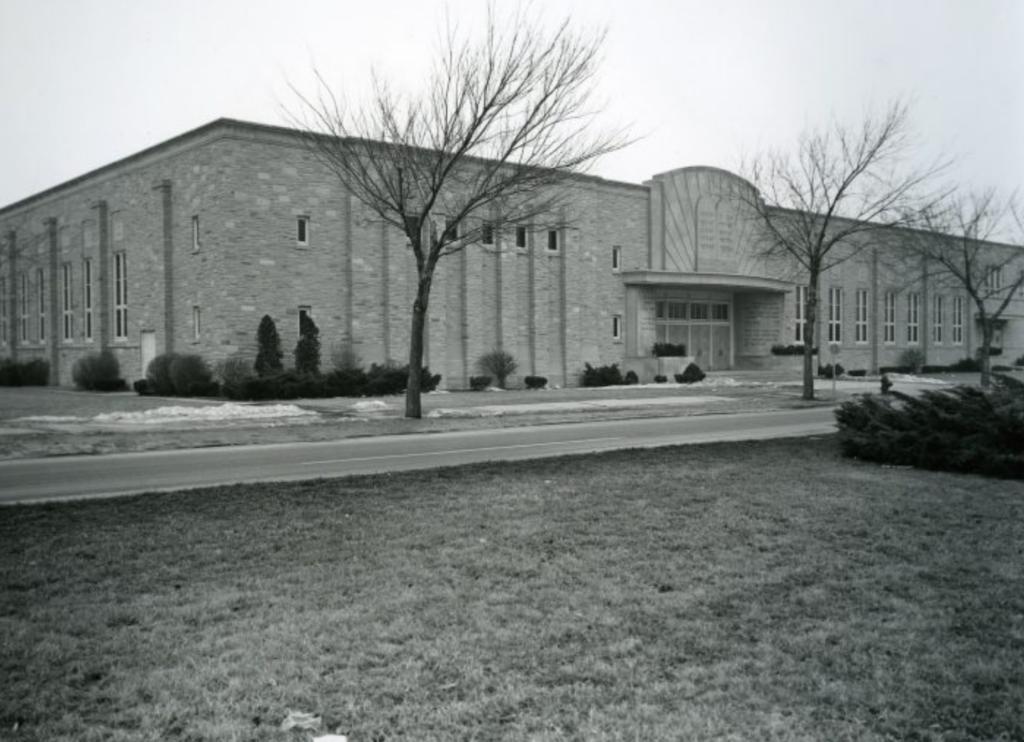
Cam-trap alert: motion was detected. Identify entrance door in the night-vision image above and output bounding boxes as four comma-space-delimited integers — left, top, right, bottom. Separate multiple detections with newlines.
711, 324, 731, 370
140, 331, 156, 378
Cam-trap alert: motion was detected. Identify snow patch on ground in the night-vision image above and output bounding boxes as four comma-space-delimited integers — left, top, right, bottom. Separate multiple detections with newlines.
12, 415, 84, 423
92, 404, 317, 424
586, 378, 776, 390
885, 373, 950, 385
351, 400, 393, 412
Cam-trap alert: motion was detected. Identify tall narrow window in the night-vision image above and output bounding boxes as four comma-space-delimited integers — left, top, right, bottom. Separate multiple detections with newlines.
37, 268, 45, 342
19, 273, 28, 343
985, 267, 1003, 291
62, 263, 73, 342
547, 229, 559, 252
906, 292, 920, 344
612, 245, 622, 272
446, 218, 460, 241
192, 215, 201, 252
192, 306, 202, 341
515, 226, 527, 249
884, 291, 896, 344
931, 295, 944, 344
952, 296, 964, 345
297, 216, 310, 246
612, 314, 622, 341
0, 277, 7, 345
482, 222, 494, 245
855, 289, 868, 343
83, 258, 93, 341
828, 287, 842, 343
795, 286, 807, 344
113, 252, 128, 340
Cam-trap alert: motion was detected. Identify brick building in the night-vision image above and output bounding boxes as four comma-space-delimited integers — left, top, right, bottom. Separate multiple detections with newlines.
1, 119, 1021, 387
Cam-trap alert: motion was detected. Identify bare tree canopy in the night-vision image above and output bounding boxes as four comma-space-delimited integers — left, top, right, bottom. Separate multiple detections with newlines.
740, 101, 948, 399
904, 189, 1024, 385
289, 6, 629, 417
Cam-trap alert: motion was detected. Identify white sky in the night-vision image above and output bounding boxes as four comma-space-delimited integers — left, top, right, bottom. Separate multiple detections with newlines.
1, 0, 1021, 208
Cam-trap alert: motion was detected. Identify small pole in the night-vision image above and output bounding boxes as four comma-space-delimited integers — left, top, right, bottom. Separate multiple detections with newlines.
829, 342, 840, 400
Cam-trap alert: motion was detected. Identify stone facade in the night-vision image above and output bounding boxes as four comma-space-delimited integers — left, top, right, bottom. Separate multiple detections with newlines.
1, 120, 1021, 387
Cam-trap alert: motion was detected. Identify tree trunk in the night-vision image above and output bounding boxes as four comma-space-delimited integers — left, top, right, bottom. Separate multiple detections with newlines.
404, 273, 433, 418
979, 322, 992, 389
802, 281, 819, 401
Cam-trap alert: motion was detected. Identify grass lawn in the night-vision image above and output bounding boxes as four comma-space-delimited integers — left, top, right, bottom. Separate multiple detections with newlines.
2, 437, 1023, 741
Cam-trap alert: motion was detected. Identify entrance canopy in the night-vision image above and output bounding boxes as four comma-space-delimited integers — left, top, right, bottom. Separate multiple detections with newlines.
622, 270, 792, 294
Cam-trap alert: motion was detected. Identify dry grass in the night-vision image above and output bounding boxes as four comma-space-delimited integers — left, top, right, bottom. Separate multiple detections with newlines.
2, 437, 1023, 741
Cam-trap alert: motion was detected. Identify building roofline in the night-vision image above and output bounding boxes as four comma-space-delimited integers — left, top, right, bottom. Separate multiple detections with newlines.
0, 118, 647, 217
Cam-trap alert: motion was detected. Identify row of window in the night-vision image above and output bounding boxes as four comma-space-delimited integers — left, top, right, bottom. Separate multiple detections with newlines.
0, 255, 122, 346
796, 287, 967, 346
192, 213, 626, 270
655, 300, 730, 322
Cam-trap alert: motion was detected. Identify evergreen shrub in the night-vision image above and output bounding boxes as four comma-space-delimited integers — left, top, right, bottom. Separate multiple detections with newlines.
624, 370, 639, 385
470, 375, 492, 391
675, 362, 706, 384
146, 353, 180, 395
295, 314, 322, 376
581, 363, 623, 387
73, 351, 124, 391
524, 375, 548, 390
836, 382, 1024, 479
847, 369, 867, 378
255, 315, 284, 377
654, 374, 667, 383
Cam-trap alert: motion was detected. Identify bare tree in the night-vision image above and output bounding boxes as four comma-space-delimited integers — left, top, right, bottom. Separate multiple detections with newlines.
904, 190, 1024, 386
290, 7, 628, 417
740, 101, 947, 400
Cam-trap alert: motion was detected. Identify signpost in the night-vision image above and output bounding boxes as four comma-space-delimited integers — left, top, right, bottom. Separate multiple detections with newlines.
829, 342, 840, 399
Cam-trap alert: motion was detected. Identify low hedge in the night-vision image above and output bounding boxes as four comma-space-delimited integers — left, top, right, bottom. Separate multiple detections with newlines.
469, 376, 492, 391
771, 344, 818, 356
652, 342, 686, 357
524, 375, 548, 390
222, 364, 441, 401
581, 363, 623, 387
818, 363, 845, 379
0, 359, 49, 386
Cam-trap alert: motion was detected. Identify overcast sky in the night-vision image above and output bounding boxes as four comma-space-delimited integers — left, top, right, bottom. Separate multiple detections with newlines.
1, 0, 1021, 209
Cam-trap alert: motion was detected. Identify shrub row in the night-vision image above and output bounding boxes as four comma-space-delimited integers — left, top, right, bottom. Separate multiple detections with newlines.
142, 353, 219, 397
222, 363, 441, 401
836, 376, 1024, 479
771, 344, 818, 356
652, 342, 687, 357
581, 363, 623, 387
818, 363, 845, 379
0, 359, 49, 386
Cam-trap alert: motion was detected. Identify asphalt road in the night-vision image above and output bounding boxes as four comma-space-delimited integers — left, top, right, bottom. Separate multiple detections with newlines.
0, 408, 836, 504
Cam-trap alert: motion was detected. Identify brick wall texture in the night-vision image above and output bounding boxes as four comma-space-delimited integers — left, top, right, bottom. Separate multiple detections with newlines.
1, 120, 1021, 387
